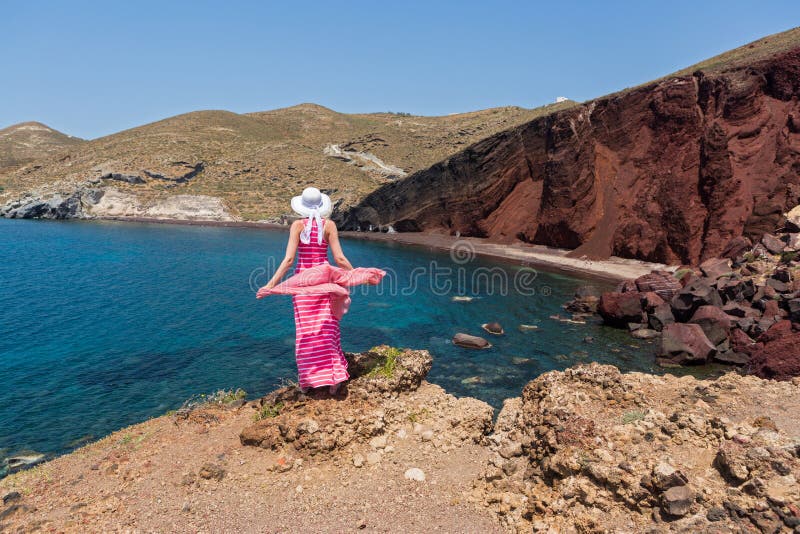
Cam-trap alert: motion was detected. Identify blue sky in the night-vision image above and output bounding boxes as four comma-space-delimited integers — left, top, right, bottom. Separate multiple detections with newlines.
2, 1, 798, 139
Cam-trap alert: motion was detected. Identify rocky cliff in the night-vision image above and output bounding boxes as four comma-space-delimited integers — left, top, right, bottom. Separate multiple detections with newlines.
2, 350, 799, 532
343, 29, 800, 265
474, 363, 800, 532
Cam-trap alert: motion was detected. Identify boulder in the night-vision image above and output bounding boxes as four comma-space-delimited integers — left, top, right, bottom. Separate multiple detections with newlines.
670, 279, 722, 322
786, 233, 800, 251
598, 291, 644, 327
648, 302, 675, 331
453, 333, 492, 349
699, 257, 733, 280
718, 278, 755, 303
772, 268, 792, 283
766, 278, 790, 293
729, 328, 758, 356
720, 236, 753, 261
639, 291, 665, 313
660, 323, 716, 365
713, 350, 750, 365
633, 271, 682, 301
749, 320, 800, 380
481, 322, 504, 335
787, 298, 800, 323
761, 233, 785, 255
752, 316, 779, 337
784, 205, 800, 232
721, 301, 758, 318
688, 305, 731, 346
762, 299, 786, 320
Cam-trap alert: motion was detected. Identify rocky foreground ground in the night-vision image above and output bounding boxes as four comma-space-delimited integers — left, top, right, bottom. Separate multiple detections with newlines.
2, 347, 799, 533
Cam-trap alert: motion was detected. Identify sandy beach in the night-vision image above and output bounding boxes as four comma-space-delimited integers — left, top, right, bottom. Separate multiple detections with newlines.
96, 216, 669, 282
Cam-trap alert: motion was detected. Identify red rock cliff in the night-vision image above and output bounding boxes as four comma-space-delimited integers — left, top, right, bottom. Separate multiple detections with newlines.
342, 32, 800, 265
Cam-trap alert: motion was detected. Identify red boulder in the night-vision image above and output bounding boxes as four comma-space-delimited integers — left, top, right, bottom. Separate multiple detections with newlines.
634, 271, 683, 301
749, 320, 800, 380
689, 305, 732, 346
598, 291, 644, 328
660, 323, 716, 365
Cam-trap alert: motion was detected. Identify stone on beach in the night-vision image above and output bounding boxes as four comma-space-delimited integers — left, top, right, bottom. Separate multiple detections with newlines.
452, 333, 491, 349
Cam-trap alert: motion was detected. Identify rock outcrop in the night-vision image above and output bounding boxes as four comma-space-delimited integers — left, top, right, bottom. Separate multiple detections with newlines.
342, 29, 800, 265
0, 184, 236, 222
471, 363, 800, 533
239, 346, 494, 456
575, 214, 800, 378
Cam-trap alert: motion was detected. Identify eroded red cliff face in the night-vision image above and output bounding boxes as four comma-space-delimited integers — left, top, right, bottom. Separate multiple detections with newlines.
343, 45, 800, 265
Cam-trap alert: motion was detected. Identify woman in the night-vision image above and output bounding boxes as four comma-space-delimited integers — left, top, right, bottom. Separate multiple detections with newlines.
259, 187, 382, 394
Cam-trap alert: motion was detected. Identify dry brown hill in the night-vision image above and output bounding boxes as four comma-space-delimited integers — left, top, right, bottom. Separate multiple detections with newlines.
0, 102, 575, 220
0, 122, 84, 173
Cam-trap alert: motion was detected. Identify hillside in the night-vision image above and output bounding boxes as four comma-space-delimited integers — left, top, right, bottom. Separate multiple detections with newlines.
0, 102, 575, 221
0, 122, 84, 173
343, 27, 800, 265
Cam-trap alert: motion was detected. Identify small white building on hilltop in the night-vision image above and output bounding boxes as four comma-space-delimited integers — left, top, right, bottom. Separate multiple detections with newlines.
555, 96, 569, 103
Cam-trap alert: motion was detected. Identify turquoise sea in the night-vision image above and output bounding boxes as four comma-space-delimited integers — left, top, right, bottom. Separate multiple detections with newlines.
0, 219, 660, 473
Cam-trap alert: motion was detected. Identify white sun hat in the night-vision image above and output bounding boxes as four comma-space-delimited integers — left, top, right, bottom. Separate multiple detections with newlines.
291, 187, 332, 244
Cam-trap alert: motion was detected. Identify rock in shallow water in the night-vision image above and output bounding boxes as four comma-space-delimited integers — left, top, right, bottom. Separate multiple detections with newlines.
481, 322, 504, 335
452, 333, 491, 349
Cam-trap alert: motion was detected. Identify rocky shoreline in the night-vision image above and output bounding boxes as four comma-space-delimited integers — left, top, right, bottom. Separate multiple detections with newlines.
560, 206, 800, 383
0, 182, 236, 222
0, 192, 666, 282
1, 347, 799, 532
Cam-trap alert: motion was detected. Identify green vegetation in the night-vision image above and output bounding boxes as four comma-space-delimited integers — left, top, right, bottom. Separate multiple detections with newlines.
255, 401, 284, 421
672, 268, 693, 280
171, 388, 247, 417
621, 410, 646, 425
407, 408, 430, 424
366, 346, 402, 378
742, 252, 758, 263
780, 251, 798, 264
206, 388, 247, 405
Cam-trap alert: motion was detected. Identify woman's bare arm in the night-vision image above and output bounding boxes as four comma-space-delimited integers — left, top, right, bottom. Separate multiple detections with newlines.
264, 220, 303, 289
326, 220, 354, 270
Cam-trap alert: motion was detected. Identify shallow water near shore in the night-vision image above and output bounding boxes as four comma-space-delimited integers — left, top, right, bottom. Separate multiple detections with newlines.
0, 218, 672, 472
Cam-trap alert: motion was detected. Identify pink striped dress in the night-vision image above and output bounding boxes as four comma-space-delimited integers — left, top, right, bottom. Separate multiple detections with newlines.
292, 219, 349, 388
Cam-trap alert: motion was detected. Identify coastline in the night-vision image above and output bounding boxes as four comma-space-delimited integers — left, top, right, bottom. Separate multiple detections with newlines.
91, 216, 668, 282
2, 354, 799, 532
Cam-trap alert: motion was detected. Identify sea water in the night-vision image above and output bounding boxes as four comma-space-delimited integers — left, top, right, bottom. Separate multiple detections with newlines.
0, 219, 659, 470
